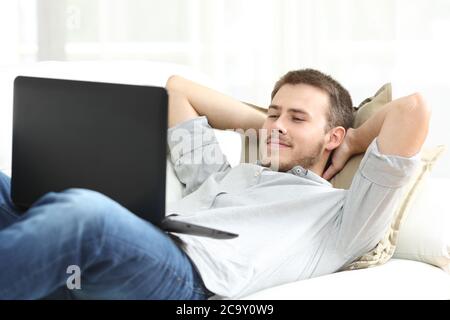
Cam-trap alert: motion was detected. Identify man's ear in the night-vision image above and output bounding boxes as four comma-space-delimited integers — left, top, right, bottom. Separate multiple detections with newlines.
325, 126, 346, 152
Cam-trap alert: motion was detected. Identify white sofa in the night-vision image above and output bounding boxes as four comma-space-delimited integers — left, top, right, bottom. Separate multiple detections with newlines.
1, 61, 449, 299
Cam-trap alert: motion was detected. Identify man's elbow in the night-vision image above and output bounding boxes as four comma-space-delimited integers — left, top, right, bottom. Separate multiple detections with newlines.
379, 92, 431, 157
397, 92, 432, 131
166, 75, 182, 91
408, 92, 432, 118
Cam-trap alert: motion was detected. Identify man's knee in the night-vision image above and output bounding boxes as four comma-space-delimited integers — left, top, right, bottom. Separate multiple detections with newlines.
34, 188, 116, 226
59, 188, 113, 207
38, 187, 110, 206
33, 188, 152, 247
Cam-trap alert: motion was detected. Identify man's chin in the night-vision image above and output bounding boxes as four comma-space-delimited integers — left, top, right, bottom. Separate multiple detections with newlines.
259, 155, 291, 172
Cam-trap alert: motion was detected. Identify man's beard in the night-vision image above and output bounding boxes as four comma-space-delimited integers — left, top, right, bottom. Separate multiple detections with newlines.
261, 140, 324, 172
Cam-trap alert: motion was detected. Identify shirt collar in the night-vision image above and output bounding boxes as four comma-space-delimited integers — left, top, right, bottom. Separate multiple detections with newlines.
256, 160, 332, 187
289, 165, 333, 187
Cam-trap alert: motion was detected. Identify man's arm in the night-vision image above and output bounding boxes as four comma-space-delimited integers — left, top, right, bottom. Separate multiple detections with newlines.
167, 88, 199, 128
349, 92, 431, 157
333, 93, 429, 261
323, 93, 431, 180
166, 75, 266, 130
165, 75, 267, 196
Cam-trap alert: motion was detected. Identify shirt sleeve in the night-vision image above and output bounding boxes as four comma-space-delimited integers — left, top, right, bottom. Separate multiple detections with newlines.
167, 116, 231, 197
336, 137, 421, 262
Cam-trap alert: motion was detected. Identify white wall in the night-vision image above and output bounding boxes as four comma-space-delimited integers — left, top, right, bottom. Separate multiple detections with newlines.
1, 0, 449, 177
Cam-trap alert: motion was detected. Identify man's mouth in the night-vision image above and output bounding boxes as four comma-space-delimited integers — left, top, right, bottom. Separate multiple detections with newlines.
266, 139, 292, 148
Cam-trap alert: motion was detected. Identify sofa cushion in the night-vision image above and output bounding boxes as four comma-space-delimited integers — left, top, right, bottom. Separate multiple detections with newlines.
394, 176, 450, 273
241, 259, 450, 300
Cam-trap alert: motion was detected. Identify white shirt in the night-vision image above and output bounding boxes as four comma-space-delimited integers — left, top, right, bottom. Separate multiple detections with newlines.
167, 116, 420, 299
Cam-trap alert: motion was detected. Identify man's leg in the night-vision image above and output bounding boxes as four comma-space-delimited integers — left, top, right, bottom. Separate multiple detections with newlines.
0, 184, 209, 299
0, 171, 23, 229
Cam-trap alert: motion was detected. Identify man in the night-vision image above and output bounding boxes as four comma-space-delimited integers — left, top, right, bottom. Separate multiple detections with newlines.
0, 69, 430, 299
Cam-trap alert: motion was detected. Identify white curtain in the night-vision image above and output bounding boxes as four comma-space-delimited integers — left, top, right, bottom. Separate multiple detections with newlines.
2, 0, 450, 176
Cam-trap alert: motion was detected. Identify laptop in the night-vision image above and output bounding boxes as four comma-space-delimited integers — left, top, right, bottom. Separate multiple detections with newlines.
11, 76, 238, 240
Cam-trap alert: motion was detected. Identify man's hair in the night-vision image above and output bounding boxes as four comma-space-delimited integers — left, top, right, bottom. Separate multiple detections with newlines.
271, 69, 354, 131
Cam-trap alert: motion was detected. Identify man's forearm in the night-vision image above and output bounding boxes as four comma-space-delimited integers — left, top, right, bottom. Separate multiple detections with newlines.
167, 90, 199, 128
166, 75, 266, 131
347, 104, 390, 155
349, 93, 430, 157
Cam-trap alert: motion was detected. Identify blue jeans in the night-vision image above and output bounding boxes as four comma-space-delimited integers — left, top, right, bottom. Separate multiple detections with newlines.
0, 171, 211, 300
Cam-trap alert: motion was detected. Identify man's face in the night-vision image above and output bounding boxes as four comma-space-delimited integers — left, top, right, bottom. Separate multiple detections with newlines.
260, 83, 331, 172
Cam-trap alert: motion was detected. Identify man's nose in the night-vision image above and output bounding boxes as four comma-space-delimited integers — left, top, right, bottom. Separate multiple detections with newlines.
272, 116, 288, 135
